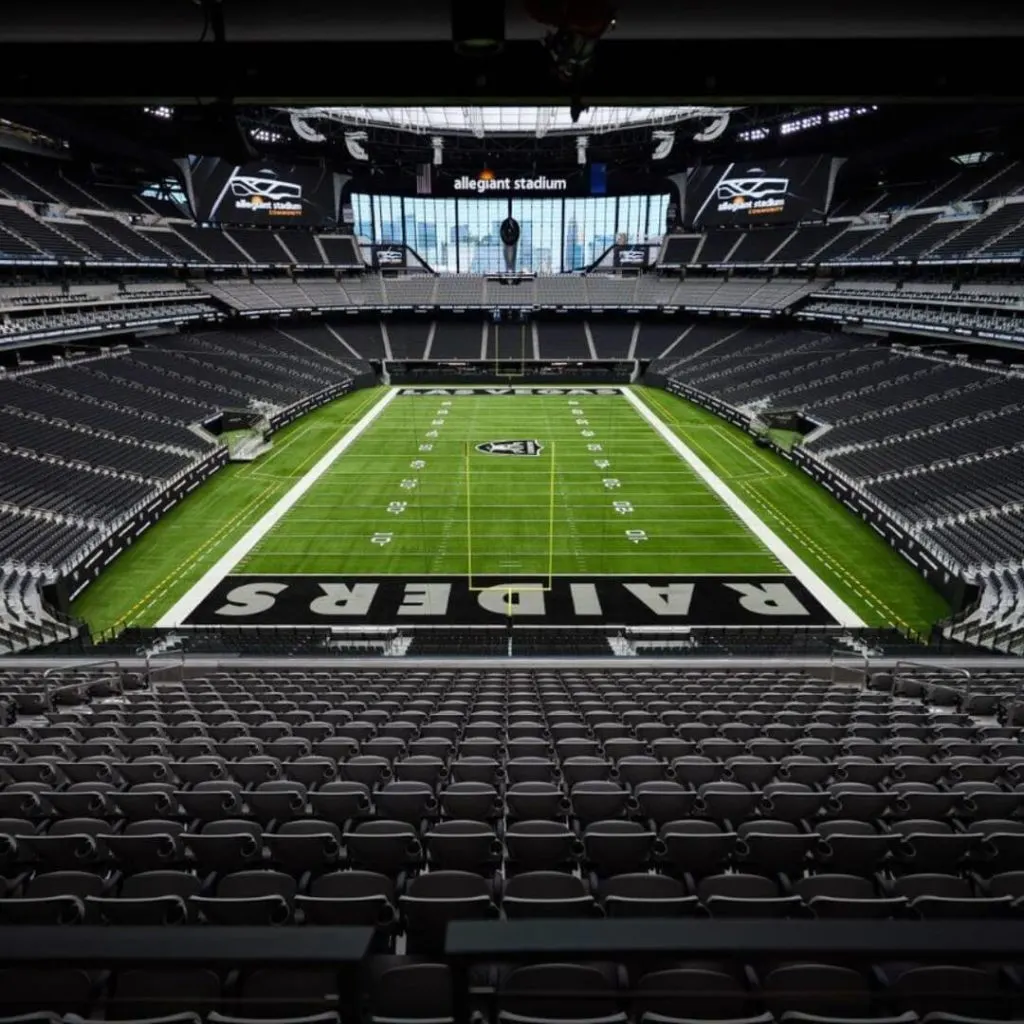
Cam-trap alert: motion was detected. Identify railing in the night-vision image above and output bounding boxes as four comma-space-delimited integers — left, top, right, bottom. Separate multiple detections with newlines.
894, 659, 971, 702
0, 921, 1020, 1024
42, 657, 121, 702
143, 647, 186, 691
70, 623, 953, 660
829, 646, 871, 688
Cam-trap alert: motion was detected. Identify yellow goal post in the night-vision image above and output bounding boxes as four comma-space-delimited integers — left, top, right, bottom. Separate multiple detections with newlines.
492, 317, 530, 379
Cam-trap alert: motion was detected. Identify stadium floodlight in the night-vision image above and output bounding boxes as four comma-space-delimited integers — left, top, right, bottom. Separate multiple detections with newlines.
576, 135, 588, 165
693, 112, 731, 142
250, 127, 283, 144
289, 111, 326, 144
345, 131, 370, 161
431, 136, 444, 166
651, 130, 674, 160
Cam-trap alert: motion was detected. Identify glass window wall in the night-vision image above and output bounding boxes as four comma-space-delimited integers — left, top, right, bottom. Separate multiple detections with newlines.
351, 192, 669, 271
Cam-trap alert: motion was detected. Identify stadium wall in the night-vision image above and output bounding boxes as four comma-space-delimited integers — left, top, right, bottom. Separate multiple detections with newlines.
387, 360, 635, 385
267, 372, 376, 430
49, 447, 230, 611
649, 373, 979, 617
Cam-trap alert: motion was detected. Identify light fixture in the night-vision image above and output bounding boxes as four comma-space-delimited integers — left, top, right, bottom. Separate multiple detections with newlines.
249, 127, 283, 143
431, 136, 444, 166
452, 0, 505, 55
651, 130, 674, 160
576, 135, 588, 165
693, 112, 731, 142
290, 111, 326, 143
344, 131, 370, 161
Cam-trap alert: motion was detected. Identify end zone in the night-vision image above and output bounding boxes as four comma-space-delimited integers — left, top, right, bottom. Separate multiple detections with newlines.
183, 573, 839, 627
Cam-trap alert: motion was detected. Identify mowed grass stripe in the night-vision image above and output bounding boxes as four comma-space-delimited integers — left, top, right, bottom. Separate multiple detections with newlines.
239, 391, 780, 578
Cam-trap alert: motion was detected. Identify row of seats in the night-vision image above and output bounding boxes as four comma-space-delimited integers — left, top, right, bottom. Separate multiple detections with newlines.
1, 667, 1022, 1023
2, 959, 1018, 1023
0, 201, 361, 266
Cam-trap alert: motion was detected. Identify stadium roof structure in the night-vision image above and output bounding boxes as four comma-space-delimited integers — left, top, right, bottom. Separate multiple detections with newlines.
7, 100, 1024, 190
1, 0, 1023, 104
282, 106, 744, 139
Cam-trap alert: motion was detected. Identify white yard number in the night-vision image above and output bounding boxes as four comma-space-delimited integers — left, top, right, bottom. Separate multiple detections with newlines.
576, 418, 589, 425
371, 532, 393, 546
594, 459, 610, 469
603, 478, 621, 489
426, 430, 438, 438
431, 419, 444, 426
419, 444, 433, 452
386, 502, 407, 515
410, 459, 426, 469
625, 529, 648, 542
437, 409, 449, 416
614, 501, 634, 515
399, 479, 418, 490
587, 443, 603, 452
580, 429, 595, 437
442, 401, 452, 406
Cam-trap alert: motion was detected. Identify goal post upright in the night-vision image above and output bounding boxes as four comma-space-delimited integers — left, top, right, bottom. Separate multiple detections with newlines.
464, 439, 473, 585
490, 305, 530, 381
547, 439, 556, 588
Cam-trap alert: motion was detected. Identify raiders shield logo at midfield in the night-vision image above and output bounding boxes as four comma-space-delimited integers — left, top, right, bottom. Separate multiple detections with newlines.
475, 439, 544, 456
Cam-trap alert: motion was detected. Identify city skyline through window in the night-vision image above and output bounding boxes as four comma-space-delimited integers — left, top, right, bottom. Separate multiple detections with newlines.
351, 193, 669, 272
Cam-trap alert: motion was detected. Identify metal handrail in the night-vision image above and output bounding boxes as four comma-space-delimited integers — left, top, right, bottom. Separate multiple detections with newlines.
42, 658, 122, 703
829, 647, 871, 689
143, 647, 187, 692
894, 659, 972, 703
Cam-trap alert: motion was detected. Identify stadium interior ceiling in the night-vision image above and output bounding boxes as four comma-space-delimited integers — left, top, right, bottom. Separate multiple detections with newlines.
1, 0, 1024, 104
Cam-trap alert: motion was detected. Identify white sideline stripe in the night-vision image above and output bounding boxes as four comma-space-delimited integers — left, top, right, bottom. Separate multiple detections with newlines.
157, 388, 398, 627
622, 388, 864, 627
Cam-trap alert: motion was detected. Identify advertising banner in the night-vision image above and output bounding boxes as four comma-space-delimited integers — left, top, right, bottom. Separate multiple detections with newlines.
613, 245, 650, 268
371, 244, 407, 268
685, 155, 839, 227
190, 158, 337, 224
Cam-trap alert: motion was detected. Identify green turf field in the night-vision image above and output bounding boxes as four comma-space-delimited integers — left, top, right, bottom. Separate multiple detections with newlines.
71, 384, 951, 635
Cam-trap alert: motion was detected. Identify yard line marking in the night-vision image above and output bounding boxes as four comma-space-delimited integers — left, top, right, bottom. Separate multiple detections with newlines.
741, 485, 910, 629
623, 386, 864, 627
249, 550, 776, 559
712, 424, 773, 474
229, 570, 792, 577
157, 387, 399, 626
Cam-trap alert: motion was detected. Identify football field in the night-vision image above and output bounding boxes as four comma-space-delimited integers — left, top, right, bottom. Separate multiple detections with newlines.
235, 388, 780, 578
72, 385, 951, 634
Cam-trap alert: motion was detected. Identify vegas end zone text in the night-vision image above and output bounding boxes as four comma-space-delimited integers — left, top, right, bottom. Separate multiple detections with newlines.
69, 385, 950, 633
